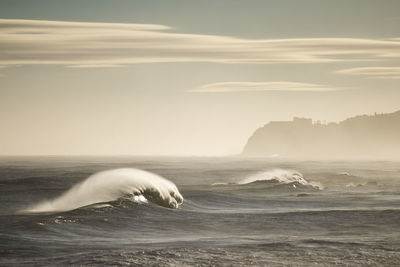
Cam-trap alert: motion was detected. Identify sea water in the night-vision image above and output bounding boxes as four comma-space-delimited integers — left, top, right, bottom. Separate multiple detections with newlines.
0, 157, 399, 266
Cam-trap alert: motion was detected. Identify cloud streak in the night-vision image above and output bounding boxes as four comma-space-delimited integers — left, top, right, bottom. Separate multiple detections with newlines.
189, 82, 339, 93
336, 67, 400, 79
1, 19, 400, 66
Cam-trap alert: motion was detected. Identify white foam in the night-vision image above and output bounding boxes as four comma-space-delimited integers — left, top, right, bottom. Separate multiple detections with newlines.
22, 168, 183, 213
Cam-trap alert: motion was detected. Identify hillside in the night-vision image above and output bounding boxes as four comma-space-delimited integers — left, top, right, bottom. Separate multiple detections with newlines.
242, 110, 400, 159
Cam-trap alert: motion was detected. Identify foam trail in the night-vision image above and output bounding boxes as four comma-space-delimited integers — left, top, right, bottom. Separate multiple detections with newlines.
23, 168, 183, 213
239, 169, 323, 189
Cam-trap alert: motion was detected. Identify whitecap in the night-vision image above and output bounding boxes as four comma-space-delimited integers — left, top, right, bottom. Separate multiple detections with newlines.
21, 168, 183, 213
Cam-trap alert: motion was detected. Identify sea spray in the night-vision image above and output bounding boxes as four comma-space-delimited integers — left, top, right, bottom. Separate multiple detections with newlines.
22, 168, 183, 213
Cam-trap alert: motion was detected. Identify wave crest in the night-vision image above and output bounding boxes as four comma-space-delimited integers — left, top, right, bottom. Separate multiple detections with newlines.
239, 169, 322, 189
22, 168, 183, 213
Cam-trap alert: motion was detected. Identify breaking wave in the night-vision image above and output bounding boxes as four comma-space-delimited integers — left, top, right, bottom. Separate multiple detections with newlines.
239, 169, 323, 189
22, 168, 183, 213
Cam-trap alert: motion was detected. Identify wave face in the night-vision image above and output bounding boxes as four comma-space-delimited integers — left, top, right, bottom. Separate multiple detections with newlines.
23, 168, 183, 213
238, 169, 322, 189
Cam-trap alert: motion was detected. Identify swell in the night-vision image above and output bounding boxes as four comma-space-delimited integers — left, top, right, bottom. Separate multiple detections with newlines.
211, 169, 323, 191
20, 168, 183, 213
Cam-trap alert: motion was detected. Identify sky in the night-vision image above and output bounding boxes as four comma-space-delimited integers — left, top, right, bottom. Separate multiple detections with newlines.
0, 0, 400, 156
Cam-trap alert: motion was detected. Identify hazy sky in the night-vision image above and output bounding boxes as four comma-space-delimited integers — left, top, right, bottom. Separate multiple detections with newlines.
1, 0, 400, 156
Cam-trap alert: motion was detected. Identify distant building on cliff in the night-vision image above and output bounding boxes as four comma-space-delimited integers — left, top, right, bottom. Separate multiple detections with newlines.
270, 117, 312, 127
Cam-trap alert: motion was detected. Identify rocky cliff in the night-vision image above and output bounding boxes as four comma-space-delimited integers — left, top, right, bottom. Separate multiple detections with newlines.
242, 110, 400, 159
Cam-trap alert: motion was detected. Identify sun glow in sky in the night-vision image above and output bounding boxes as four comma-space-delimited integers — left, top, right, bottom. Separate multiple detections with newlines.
1, 0, 400, 156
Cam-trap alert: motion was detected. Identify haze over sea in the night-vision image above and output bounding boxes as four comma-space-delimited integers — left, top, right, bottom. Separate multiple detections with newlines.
1, 157, 399, 266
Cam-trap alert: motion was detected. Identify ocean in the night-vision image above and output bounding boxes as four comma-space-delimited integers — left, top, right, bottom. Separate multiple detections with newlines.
0, 157, 399, 266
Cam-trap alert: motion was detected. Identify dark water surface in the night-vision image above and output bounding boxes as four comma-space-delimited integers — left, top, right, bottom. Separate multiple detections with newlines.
1, 157, 399, 266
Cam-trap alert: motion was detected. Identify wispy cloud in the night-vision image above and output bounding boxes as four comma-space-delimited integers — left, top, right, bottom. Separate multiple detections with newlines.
1, 19, 400, 67
336, 67, 400, 79
189, 82, 339, 93
67, 64, 124, 68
